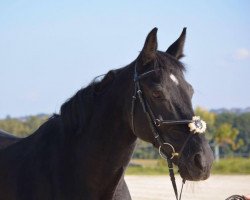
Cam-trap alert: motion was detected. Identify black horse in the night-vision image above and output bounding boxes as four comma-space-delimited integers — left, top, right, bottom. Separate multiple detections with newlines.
0, 28, 214, 200
0, 129, 132, 200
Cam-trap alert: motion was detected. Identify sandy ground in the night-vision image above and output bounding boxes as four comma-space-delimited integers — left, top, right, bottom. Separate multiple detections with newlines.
125, 175, 250, 200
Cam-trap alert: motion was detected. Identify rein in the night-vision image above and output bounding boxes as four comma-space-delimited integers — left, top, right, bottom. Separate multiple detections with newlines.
131, 62, 206, 200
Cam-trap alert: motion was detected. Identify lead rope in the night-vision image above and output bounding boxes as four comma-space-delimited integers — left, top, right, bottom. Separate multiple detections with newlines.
167, 158, 178, 200
167, 158, 186, 200
179, 179, 185, 200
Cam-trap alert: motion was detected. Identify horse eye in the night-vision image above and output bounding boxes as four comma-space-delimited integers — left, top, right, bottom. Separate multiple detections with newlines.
152, 90, 162, 98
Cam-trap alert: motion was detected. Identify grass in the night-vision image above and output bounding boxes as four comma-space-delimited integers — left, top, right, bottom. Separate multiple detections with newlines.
126, 166, 168, 175
212, 157, 250, 174
126, 159, 178, 175
126, 158, 250, 175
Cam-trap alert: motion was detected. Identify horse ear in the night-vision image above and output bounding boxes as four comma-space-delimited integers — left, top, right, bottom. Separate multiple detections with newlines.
166, 27, 186, 59
140, 27, 158, 65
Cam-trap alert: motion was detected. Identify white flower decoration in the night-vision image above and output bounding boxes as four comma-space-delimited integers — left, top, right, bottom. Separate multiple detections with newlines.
188, 116, 207, 134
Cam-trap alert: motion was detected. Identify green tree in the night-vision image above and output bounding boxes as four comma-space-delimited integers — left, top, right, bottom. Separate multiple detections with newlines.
194, 107, 246, 160
215, 123, 243, 151
0, 118, 30, 137
0, 115, 49, 137
234, 113, 250, 155
215, 112, 237, 127
24, 116, 48, 133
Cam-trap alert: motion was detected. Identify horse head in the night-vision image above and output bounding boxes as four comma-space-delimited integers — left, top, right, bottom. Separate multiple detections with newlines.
131, 28, 214, 181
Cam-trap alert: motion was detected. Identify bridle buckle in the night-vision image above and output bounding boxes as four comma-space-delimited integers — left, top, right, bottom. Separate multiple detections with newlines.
154, 119, 161, 127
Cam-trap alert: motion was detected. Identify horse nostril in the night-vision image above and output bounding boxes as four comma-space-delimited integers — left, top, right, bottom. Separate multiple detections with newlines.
194, 154, 203, 170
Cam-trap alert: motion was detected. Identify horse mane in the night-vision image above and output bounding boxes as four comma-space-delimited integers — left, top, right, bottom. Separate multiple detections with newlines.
60, 70, 117, 135
59, 52, 184, 136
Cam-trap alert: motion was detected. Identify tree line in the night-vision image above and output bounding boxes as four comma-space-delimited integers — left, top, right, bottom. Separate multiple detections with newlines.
0, 108, 250, 159
0, 115, 49, 138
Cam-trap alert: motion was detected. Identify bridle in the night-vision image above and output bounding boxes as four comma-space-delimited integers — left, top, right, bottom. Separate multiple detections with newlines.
131, 62, 206, 200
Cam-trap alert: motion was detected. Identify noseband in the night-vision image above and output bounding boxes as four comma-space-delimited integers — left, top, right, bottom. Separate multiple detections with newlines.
131, 62, 206, 200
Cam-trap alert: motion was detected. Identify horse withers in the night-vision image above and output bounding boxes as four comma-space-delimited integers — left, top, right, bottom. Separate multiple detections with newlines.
0, 28, 214, 200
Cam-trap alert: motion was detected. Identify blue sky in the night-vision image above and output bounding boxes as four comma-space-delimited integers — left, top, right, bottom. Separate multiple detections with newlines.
0, 0, 250, 118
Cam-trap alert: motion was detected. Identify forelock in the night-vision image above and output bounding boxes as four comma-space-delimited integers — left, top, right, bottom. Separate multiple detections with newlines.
155, 51, 186, 72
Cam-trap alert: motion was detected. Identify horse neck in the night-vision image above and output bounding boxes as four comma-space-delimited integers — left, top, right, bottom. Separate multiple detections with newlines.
67, 65, 137, 197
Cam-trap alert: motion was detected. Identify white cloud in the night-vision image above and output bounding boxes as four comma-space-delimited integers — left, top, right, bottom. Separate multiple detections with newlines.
233, 48, 250, 60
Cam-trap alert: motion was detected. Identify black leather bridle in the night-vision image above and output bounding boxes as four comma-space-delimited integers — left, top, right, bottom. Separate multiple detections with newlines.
131, 62, 205, 200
